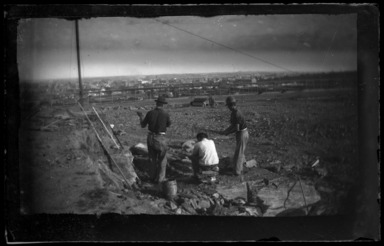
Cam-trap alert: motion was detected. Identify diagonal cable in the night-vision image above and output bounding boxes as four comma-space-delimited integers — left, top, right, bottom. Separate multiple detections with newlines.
320, 28, 339, 69
155, 19, 293, 73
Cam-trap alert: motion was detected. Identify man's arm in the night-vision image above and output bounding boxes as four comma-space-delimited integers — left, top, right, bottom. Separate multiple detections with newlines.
137, 111, 147, 128
221, 110, 242, 135
221, 124, 239, 135
188, 144, 200, 160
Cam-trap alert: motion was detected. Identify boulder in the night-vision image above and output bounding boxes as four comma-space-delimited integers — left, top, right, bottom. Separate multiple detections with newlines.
130, 143, 149, 156
212, 193, 220, 199
197, 199, 211, 210
210, 204, 226, 216
182, 140, 195, 153
244, 206, 262, 217
189, 199, 199, 210
232, 197, 247, 206
216, 182, 248, 201
254, 178, 321, 217
167, 201, 178, 210
181, 202, 197, 215
245, 159, 258, 168
150, 200, 167, 208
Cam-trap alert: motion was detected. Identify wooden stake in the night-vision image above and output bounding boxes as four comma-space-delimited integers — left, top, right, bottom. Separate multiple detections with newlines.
40, 119, 62, 130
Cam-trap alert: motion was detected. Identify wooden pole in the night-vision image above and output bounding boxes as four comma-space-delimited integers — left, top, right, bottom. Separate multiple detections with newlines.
75, 19, 84, 106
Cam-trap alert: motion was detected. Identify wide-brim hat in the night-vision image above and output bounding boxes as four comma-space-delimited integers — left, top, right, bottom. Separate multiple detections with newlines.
155, 96, 168, 104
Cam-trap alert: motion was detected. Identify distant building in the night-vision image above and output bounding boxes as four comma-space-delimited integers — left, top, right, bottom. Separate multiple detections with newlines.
190, 97, 209, 107
164, 92, 174, 98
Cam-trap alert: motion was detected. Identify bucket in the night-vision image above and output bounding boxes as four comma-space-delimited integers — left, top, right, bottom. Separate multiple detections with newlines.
162, 179, 177, 200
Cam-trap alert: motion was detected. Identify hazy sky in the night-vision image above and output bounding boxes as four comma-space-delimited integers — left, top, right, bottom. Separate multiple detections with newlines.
17, 14, 357, 81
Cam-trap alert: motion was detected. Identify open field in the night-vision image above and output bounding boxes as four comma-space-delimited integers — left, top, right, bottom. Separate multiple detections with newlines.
18, 88, 358, 216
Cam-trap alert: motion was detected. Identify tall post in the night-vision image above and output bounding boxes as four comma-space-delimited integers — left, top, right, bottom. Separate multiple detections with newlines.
75, 19, 84, 106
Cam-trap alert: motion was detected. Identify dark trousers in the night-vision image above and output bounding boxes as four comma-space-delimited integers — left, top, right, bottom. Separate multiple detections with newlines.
190, 156, 219, 177
147, 133, 168, 183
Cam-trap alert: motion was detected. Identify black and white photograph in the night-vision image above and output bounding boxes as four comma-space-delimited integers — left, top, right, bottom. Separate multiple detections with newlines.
5, 4, 380, 242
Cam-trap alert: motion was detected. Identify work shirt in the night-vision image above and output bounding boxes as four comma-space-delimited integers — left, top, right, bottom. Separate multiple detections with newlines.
230, 108, 247, 131
141, 107, 171, 133
191, 138, 219, 166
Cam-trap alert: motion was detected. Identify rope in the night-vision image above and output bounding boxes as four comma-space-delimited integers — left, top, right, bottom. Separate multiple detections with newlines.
283, 174, 309, 215
297, 176, 309, 215
283, 178, 297, 209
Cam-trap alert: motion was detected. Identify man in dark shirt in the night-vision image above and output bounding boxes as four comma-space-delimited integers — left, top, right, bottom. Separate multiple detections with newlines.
220, 96, 249, 176
137, 96, 171, 183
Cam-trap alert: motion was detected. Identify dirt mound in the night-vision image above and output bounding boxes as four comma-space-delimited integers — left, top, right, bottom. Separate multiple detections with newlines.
68, 129, 103, 155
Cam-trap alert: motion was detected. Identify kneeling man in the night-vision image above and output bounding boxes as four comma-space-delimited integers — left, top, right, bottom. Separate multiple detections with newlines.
188, 132, 219, 180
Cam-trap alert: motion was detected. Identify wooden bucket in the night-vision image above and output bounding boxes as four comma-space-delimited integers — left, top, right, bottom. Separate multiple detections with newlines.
162, 179, 177, 200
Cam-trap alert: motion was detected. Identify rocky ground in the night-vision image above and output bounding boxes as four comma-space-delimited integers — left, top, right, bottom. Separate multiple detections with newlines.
18, 88, 358, 217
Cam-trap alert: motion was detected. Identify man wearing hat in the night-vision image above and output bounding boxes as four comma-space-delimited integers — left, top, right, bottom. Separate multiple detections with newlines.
137, 96, 171, 184
220, 96, 249, 176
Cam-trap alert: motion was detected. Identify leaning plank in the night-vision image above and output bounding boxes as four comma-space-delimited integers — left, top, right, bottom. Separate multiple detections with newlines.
78, 102, 136, 189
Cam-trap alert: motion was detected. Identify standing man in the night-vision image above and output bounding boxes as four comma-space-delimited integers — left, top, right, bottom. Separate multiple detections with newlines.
208, 95, 216, 108
220, 96, 249, 176
137, 96, 171, 184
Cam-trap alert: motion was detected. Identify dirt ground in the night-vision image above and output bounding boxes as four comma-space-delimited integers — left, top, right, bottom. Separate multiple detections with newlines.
18, 88, 358, 216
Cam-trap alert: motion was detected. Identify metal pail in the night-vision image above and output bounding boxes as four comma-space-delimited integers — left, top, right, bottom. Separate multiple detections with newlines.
162, 179, 177, 200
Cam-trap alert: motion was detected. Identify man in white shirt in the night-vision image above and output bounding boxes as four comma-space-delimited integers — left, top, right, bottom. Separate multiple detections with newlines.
188, 132, 220, 180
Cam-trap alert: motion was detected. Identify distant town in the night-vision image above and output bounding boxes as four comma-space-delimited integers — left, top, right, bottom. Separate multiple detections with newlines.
20, 71, 357, 107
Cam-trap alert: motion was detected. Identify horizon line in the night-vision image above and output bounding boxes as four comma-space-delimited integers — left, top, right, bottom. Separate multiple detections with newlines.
22, 69, 358, 83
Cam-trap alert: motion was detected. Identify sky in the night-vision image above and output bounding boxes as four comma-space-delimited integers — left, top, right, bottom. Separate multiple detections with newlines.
17, 14, 357, 81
